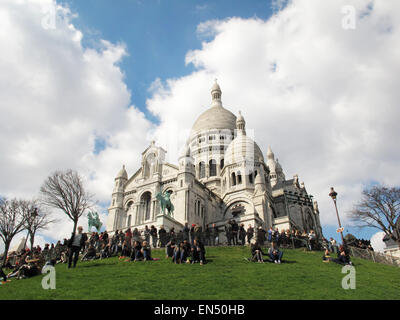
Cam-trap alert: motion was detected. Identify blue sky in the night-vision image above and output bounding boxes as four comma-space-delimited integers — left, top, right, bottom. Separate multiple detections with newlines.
63, 0, 273, 121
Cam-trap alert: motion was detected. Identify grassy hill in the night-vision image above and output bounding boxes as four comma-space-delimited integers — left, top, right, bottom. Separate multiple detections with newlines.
0, 246, 399, 300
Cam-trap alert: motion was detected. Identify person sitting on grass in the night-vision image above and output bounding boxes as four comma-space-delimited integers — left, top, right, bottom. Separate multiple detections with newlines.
250, 241, 266, 263
322, 249, 332, 262
81, 244, 99, 261
333, 245, 352, 266
1, 266, 7, 283
119, 239, 131, 259
172, 242, 182, 264
6, 252, 29, 279
165, 239, 176, 259
141, 241, 153, 261
100, 243, 111, 259
8, 253, 45, 280
191, 238, 206, 265
268, 241, 283, 264
181, 240, 192, 264
131, 240, 143, 262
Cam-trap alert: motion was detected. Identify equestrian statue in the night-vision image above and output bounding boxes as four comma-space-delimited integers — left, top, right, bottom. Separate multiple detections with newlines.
156, 191, 174, 217
87, 211, 102, 232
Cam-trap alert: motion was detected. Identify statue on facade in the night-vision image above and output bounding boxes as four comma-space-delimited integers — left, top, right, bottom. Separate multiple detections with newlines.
156, 192, 174, 217
88, 211, 102, 232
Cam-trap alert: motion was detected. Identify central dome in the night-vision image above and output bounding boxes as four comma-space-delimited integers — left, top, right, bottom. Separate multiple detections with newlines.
190, 80, 237, 136
191, 105, 237, 135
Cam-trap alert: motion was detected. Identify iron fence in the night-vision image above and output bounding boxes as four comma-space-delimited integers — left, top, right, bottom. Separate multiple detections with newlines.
348, 246, 400, 267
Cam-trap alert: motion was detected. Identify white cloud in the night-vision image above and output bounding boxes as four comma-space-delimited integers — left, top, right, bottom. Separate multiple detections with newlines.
370, 231, 386, 252
0, 0, 153, 244
147, 0, 400, 228
1, 0, 400, 248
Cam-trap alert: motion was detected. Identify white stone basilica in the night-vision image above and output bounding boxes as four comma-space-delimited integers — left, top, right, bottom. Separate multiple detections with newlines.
106, 81, 322, 239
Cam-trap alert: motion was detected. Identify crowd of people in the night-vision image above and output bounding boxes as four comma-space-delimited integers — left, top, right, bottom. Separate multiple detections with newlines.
1, 220, 356, 282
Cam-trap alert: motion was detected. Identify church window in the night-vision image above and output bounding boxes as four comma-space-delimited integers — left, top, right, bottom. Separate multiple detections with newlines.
140, 192, 152, 221
237, 171, 242, 184
231, 172, 236, 186
199, 162, 205, 178
220, 159, 224, 169
127, 215, 131, 227
180, 180, 183, 187
249, 172, 254, 184
254, 170, 258, 178
126, 201, 133, 211
209, 159, 217, 177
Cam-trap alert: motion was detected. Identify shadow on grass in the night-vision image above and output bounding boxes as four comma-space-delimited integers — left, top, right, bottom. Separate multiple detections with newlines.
242, 258, 297, 264
79, 262, 118, 268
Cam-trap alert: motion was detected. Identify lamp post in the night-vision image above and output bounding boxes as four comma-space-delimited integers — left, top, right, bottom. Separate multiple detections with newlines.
329, 187, 346, 246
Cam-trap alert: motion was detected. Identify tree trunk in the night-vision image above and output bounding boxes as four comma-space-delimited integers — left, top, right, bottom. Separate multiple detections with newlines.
30, 232, 35, 252
72, 219, 78, 236
23, 230, 29, 250
2, 241, 11, 265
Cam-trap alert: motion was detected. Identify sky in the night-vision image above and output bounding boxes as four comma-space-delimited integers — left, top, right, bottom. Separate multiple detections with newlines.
1, 0, 399, 253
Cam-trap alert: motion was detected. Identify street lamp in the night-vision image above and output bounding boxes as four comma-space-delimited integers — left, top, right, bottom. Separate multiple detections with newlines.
329, 187, 346, 246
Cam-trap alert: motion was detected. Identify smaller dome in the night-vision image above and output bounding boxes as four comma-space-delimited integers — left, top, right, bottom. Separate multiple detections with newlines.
275, 159, 283, 173
116, 165, 128, 180
211, 80, 221, 93
224, 132, 264, 168
267, 146, 275, 159
237, 110, 244, 122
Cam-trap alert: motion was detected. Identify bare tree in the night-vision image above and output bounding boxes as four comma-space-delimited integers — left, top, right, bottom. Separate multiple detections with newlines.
39, 170, 95, 237
21, 200, 56, 251
349, 186, 400, 244
0, 198, 28, 264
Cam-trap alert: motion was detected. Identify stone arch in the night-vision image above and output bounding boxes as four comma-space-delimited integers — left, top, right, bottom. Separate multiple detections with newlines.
140, 191, 152, 222
303, 208, 315, 232
223, 198, 254, 219
124, 199, 135, 211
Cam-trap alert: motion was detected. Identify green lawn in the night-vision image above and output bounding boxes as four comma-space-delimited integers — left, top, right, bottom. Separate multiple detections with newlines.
0, 246, 399, 300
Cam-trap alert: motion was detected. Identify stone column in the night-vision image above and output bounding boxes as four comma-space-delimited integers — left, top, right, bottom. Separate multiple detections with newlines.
134, 204, 140, 225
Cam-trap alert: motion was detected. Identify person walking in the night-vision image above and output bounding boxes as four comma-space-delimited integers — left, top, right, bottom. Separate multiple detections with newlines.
225, 221, 233, 246
150, 225, 158, 248
239, 224, 246, 245
67, 226, 87, 268
211, 223, 219, 246
231, 220, 239, 245
246, 225, 254, 244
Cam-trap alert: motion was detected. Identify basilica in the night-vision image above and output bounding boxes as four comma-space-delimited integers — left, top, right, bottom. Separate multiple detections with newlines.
106, 81, 322, 240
